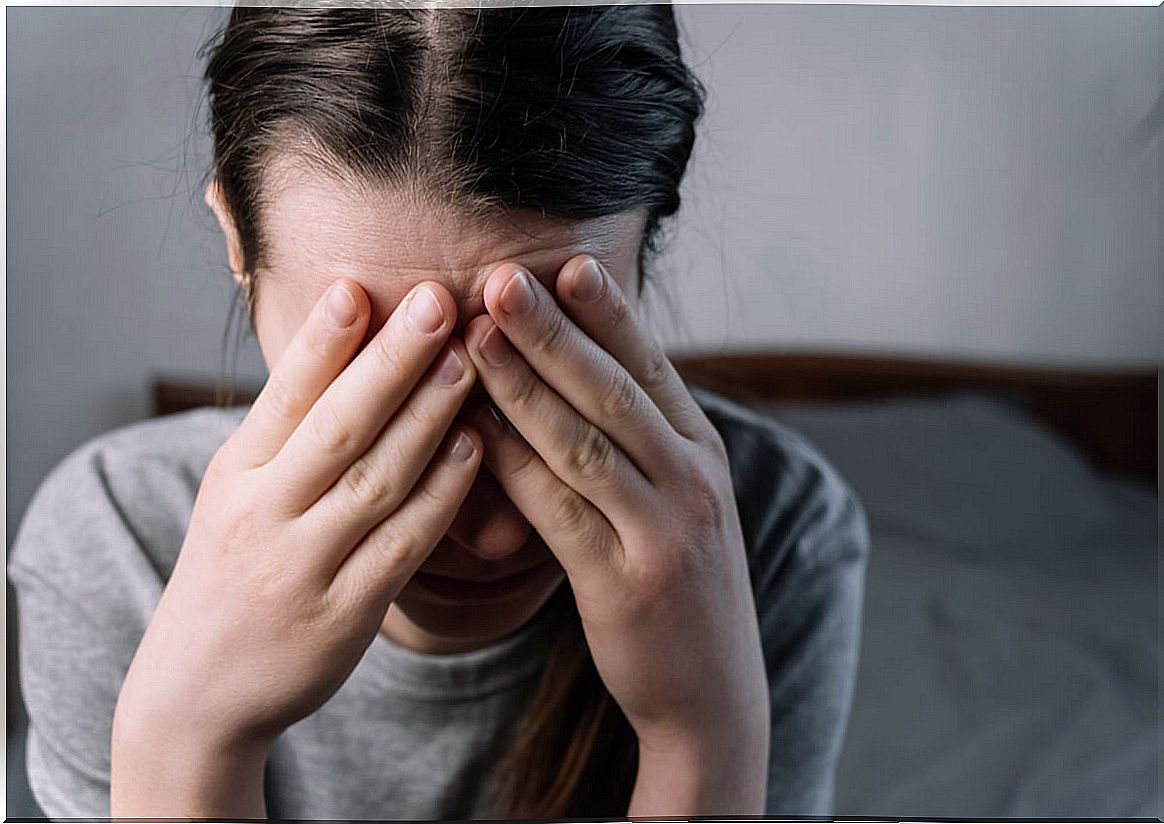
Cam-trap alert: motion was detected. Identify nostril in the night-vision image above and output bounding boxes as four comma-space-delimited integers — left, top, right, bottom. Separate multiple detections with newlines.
447, 515, 532, 561
445, 468, 532, 560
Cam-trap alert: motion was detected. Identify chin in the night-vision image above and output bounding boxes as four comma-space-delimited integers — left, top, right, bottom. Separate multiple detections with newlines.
391, 560, 567, 649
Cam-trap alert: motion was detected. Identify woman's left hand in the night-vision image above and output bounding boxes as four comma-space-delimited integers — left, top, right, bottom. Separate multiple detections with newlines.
463, 256, 770, 813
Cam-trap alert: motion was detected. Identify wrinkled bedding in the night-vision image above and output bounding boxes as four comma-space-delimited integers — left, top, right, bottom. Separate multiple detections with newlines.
763, 393, 1159, 818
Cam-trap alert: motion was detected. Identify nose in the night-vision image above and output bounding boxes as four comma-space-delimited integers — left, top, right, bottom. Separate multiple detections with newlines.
444, 464, 533, 561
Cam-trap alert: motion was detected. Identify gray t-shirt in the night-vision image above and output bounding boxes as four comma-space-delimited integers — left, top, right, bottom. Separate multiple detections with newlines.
8, 387, 869, 819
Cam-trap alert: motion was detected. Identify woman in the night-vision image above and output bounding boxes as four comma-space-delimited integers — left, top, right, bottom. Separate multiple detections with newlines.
9, 5, 869, 819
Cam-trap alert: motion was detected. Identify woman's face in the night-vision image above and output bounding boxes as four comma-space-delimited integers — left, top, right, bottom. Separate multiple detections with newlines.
207, 158, 646, 655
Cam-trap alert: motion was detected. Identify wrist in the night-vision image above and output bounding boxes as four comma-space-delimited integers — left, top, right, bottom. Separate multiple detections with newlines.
111, 704, 271, 819
629, 724, 769, 817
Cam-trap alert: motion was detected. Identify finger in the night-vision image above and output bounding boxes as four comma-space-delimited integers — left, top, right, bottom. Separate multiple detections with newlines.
468, 402, 622, 582
331, 425, 483, 608
305, 338, 477, 574
555, 254, 717, 445
464, 314, 654, 523
227, 279, 369, 470
480, 263, 684, 483
269, 281, 456, 515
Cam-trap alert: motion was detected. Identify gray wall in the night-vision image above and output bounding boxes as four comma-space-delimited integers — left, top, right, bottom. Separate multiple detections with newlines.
8, 7, 258, 550
659, 6, 1160, 363
7, 5, 1160, 546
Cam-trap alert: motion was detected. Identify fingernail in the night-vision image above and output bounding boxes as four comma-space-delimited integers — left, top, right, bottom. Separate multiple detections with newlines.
571, 258, 605, 303
479, 324, 513, 368
499, 270, 535, 316
432, 347, 464, 386
450, 431, 475, 462
407, 286, 444, 334
326, 283, 358, 327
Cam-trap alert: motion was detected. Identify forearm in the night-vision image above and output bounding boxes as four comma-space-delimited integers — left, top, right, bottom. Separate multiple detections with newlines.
110, 711, 269, 820
628, 726, 769, 817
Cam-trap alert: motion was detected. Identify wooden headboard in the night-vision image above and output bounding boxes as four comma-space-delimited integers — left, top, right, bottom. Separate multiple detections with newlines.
153, 351, 1158, 486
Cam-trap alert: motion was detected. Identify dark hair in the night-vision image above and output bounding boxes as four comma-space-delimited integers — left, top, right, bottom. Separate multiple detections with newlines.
201, 5, 704, 817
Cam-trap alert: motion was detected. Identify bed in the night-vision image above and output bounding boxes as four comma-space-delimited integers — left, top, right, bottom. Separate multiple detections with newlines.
680, 353, 1158, 818
15, 352, 1158, 818
687, 353, 1158, 818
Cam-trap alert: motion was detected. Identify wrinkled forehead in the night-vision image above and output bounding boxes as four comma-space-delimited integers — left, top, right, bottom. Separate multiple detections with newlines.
253, 159, 647, 333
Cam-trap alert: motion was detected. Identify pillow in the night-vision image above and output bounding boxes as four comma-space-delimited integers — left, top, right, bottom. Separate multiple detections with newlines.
752, 392, 1124, 569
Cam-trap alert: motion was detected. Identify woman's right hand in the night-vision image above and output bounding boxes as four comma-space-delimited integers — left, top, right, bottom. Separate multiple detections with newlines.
110, 278, 481, 816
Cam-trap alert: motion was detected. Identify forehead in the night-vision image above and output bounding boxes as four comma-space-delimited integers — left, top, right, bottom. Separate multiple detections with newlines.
254, 159, 646, 327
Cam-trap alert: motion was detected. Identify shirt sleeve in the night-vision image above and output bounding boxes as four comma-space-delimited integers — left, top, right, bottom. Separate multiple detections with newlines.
8, 442, 168, 819
749, 443, 870, 816
690, 387, 870, 817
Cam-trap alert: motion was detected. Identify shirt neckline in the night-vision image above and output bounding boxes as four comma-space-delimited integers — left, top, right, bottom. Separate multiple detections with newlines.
360, 597, 562, 701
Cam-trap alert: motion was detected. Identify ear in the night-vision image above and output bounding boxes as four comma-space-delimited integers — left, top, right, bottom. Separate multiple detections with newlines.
204, 179, 246, 285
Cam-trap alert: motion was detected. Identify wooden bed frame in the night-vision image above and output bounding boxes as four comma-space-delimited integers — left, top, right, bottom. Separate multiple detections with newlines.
153, 351, 1159, 487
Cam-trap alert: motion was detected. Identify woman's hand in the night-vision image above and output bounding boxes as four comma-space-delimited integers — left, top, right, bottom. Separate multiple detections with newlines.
462, 256, 771, 815
110, 279, 482, 818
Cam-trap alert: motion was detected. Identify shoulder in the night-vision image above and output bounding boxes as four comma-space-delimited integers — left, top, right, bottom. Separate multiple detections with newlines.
61, 403, 247, 476
9, 405, 248, 584
25, 404, 247, 516
9, 405, 246, 818
689, 387, 869, 586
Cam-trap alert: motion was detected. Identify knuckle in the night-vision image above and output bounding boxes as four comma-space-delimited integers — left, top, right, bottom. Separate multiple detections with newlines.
370, 507, 433, 572
253, 558, 323, 621
532, 309, 570, 357
263, 374, 303, 425
369, 526, 416, 574
548, 484, 593, 537
368, 329, 408, 379
630, 554, 685, 600
624, 528, 702, 598
308, 401, 355, 456
329, 559, 381, 614
701, 426, 731, 465
412, 475, 448, 516
599, 369, 639, 422
506, 365, 542, 411
341, 454, 396, 509
506, 441, 543, 482
214, 482, 268, 552
641, 343, 672, 393
565, 424, 618, 486
604, 294, 631, 328
203, 445, 237, 486
301, 319, 333, 365
686, 471, 727, 527
400, 388, 445, 438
